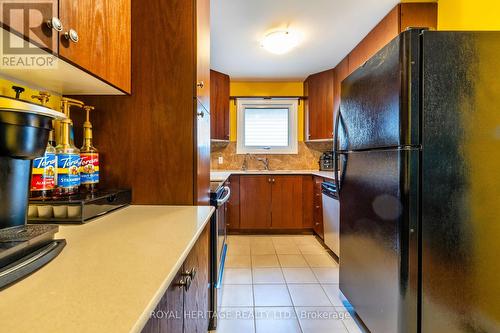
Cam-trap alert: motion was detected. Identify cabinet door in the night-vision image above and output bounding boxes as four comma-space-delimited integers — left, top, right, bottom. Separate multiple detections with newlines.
195, 101, 210, 205
196, 0, 210, 111
227, 175, 240, 231
59, 0, 131, 93
210, 70, 230, 140
142, 268, 184, 333
305, 69, 334, 140
302, 176, 314, 228
313, 176, 324, 239
183, 224, 209, 333
270, 176, 303, 229
240, 176, 271, 229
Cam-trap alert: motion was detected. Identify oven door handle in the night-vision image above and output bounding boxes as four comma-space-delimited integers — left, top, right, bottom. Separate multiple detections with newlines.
216, 186, 231, 206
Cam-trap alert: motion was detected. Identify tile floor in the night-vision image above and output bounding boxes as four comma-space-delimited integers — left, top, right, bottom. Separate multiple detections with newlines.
214, 235, 365, 333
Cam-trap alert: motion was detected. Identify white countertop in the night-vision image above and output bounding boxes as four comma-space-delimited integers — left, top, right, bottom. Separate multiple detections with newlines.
211, 170, 336, 182
0, 205, 214, 333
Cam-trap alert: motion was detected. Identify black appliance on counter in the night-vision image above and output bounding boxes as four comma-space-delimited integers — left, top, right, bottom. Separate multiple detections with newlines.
208, 181, 230, 330
28, 189, 132, 224
319, 151, 334, 171
0, 96, 66, 289
335, 29, 500, 333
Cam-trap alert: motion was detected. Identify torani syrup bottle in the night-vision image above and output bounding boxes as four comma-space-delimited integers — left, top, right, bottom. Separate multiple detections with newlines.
31, 127, 57, 198
80, 106, 99, 193
30, 92, 56, 199
55, 98, 84, 197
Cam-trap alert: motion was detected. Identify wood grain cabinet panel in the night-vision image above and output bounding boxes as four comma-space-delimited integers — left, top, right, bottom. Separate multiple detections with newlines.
59, 0, 131, 93
239, 176, 272, 229
183, 225, 209, 333
142, 224, 209, 333
227, 175, 240, 231
302, 176, 313, 229
304, 69, 334, 140
78, 0, 209, 205
313, 176, 324, 239
196, 0, 210, 111
271, 176, 303, 229
210, 70, 230, 140
142, 268, 184, 333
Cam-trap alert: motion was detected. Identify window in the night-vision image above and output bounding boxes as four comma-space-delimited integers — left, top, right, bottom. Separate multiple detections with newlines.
236, 98, 298, 154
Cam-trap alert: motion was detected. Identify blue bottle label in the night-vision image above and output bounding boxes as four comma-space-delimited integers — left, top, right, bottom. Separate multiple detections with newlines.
57, 153, 81, 188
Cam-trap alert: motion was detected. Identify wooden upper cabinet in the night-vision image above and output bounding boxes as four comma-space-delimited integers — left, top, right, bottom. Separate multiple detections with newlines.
271, 176, 303, 229
196, 0, 210, 112
239, 176, 272, 229
210, 70, 230, 140
59, 0, 131, 93
333, 57, 349, 117
304, 69, 334, 141
347, 2, 437, 75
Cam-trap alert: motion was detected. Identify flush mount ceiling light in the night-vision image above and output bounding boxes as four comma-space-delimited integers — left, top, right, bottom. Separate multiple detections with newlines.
261, 30, 301, 55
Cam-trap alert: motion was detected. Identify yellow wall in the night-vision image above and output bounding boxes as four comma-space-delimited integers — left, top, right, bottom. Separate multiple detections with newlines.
437, 0, 500, 30
0, 77, 61, 110
229, 81, 304, 141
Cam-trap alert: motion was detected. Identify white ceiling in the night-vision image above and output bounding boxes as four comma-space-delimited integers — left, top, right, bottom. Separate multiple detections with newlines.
211, 0, 400, 81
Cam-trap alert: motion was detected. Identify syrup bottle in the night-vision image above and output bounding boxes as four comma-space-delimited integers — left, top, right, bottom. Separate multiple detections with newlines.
30, 92, 57, 199
80, 106, 99, 193
55, 98, 84, 197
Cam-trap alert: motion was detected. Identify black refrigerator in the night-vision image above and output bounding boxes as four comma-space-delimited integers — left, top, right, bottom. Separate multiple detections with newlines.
335, 29, 500, 333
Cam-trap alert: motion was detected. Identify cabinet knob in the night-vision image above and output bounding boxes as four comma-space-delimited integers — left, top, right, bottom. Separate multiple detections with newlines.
315, 205, 320, 209
197, 81, 205, 88
268, 178, 271, 183
46, 17, 63, 32
182, 267, 197, 280
272, 178, 275, 183
64, 29, 79, 43
176, 276, 192, 291
315, 222, 320, 226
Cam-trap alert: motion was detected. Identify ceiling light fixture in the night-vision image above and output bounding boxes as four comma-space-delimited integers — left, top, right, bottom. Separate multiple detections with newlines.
261, 30, 301, 55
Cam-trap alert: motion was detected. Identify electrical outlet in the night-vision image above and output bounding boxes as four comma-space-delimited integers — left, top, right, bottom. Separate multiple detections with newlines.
218, 156, 224, 165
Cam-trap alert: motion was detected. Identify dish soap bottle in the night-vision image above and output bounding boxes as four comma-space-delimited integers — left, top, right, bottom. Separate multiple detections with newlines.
80, 105, 99, 193
30, 92, 57, 198
55, 98, 84, 197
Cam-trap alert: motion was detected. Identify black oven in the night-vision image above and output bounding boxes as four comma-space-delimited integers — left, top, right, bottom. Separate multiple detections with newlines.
208, 182, 230, 329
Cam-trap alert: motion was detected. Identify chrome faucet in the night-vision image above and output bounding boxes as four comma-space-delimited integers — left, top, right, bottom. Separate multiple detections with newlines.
257, 157, 270, 171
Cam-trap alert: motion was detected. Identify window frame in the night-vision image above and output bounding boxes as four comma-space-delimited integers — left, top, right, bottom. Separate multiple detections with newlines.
236, 98, 298, 154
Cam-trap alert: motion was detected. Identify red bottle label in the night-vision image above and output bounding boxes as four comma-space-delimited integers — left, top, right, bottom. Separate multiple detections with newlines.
80, 153, 99, 184
31, 153, 56, 191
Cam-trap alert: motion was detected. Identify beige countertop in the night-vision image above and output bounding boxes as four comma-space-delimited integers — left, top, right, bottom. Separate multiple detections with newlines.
211, 170, 336, 182
0, 205, 214, 333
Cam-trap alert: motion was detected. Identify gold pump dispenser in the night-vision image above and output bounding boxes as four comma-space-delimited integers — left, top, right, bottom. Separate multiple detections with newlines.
80, 105, 99, 192
55, 98, 84, 197
29, 92, 57, 198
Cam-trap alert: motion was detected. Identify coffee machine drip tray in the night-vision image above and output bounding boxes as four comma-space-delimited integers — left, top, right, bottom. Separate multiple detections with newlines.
0, 225, 65, 289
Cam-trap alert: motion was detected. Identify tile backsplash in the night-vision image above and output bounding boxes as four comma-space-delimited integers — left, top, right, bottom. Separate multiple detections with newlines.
211, 141, 332, 171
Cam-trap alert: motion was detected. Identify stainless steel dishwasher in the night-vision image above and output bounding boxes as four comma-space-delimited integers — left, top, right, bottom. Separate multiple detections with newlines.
322, 181, 340, 257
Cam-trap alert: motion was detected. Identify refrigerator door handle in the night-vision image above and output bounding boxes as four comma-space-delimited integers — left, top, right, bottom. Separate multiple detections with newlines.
334, 108, 347, 192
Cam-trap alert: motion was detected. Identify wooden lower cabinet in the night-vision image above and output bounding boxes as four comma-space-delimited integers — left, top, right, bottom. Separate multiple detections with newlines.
235, 175, 312, 231
271, 176, 303, 229
313, 176, 325, 239
240, 176, 272, 229
142, 224, 209, 333
226, 175, 240, 231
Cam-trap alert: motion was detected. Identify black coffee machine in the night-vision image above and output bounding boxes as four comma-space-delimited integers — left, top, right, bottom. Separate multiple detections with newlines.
0, 94, 66, 289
